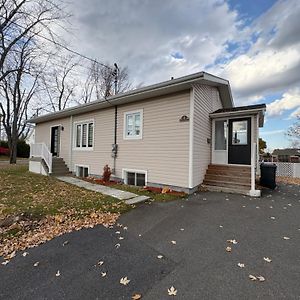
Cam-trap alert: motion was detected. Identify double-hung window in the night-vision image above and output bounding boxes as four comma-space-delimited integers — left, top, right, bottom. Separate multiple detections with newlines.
75, 121, 94, 149
124, 110, 143, 140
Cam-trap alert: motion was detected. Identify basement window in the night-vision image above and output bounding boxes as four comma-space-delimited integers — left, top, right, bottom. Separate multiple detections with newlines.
76, 166, 89, 177
124, 170, 146, 186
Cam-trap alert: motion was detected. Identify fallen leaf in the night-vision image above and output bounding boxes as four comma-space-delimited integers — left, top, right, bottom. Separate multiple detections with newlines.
249, 275, 257, 281
62, 241, 69, 246
270, 206, 273, 208
256, 206, 260, 209
22, 252, 29, 257
119, 236, 124, 240
120, 276, 130, 285
226, 246, 232, 252
1, 260, 9, 265
257, 275, 265, 282
33, 262, 39, 267
171, 241, 176, 245
101, 272, 107, 277
219, 225, 223, 228
283, 236, 290, 240
237, 263, 245, 268
167, 286, 177, 296
180, 228, 184, 231
123, 226, 128, 230
115, 231, 121, 234
132, 293, 142, 300
288, 204, 292, 206
157, 255, 164, 259
115, 243, 120, 249
227, 239, 238, 244
97, 261, 104, 266
270, 217, 276, 220
56, 270, 60, 277
263, 257, 272, 263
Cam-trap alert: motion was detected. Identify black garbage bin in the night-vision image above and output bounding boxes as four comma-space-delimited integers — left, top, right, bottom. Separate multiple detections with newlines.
260, 163, 277, 189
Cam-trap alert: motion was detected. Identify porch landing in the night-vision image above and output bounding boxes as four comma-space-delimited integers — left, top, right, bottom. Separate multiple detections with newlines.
56, 176, 150, 204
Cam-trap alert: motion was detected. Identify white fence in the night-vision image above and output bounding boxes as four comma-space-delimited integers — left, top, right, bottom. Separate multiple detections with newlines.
273, 162, 300, 178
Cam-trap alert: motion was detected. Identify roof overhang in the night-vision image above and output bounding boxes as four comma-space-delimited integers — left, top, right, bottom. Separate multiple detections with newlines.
28, 71, 233, 124
210, 106, 266, 127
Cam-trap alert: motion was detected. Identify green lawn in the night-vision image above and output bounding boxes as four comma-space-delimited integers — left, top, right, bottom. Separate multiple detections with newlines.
110, 183, 186, 202
0, 166, 129, 240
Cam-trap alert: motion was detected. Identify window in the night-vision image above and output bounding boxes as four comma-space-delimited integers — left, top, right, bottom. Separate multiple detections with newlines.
124, 170, 146, 186
74, 121, 94, 149
215, 120, 227, 150
232, 120, 248, 145
124, 110, 143, 139
76, 166, 89, 177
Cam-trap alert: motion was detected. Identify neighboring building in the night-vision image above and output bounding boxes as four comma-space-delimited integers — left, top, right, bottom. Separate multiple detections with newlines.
28, 72, 266, 196
272, 148, 300, 162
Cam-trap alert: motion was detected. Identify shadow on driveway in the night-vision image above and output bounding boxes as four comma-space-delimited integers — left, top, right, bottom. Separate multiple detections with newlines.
1, 183, 300, 299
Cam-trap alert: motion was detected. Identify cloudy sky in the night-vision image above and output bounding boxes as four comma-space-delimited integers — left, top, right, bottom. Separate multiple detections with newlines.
65, 0, 300, 150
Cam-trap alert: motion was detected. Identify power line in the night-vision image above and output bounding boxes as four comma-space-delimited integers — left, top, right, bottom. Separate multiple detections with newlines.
8, 19, 112, 70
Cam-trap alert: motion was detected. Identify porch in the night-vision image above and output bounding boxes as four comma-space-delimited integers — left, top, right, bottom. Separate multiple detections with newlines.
203, 104, 266, 196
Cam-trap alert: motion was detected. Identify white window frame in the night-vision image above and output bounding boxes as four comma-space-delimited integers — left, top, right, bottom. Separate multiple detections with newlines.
123, 109, 143, 140
75, 164, 90, 177
73, 119, 94, 151
122, 168, 148, 186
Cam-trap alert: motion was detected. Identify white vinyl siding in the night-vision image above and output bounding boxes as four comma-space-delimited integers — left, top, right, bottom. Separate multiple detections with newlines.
191, 84, 223, 187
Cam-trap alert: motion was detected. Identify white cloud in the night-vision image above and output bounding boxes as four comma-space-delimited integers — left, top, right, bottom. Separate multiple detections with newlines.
267, 88, 300, 117
65, 0, 239, 85
260, 129, 285, 136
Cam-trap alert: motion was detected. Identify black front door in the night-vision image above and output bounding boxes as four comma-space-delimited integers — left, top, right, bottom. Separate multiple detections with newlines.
228, 118, 251, 165
50, 126, 59, 156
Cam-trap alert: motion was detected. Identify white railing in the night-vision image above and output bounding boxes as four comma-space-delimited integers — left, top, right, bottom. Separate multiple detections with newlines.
274, 162, 300, 178
30, 143, 52, 173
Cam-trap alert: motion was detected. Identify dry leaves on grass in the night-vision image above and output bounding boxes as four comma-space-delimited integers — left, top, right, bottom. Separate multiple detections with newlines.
277, 176, 300, 185
0, 212, 119, 258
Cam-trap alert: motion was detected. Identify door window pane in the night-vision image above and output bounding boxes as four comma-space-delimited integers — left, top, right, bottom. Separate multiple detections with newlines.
232, 120, 248, 145
215, 120, 227, 150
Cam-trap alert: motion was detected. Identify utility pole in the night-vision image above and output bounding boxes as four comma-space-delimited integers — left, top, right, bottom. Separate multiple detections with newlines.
113, 63, 119, 95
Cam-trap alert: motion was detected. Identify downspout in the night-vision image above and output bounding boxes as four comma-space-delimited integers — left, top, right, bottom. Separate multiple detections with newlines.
112, 106, 118, 174
69, 115, 73, 173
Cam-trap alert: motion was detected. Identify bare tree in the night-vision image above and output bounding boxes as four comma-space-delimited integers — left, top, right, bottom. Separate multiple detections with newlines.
40, 55, 78, 112
0, 0, 68, 82
286, 115, 300, 148
0, 38, 40, 163
91, 62, 132, 99
0, 0, 68, 163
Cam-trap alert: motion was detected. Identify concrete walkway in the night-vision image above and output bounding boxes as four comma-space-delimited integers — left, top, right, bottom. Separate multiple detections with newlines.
56, 176, 150, 204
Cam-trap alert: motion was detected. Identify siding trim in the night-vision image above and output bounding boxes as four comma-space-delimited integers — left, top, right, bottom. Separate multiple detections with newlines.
188, 87, 194, 188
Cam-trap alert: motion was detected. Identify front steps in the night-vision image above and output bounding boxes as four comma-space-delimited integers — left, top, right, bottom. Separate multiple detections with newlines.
51, 157, 70, 176
202, 164, 252, 196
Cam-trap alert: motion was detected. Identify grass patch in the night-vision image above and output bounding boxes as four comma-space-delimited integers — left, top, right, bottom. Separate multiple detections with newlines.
110, 183, 186, 202
0, 166, 130, 238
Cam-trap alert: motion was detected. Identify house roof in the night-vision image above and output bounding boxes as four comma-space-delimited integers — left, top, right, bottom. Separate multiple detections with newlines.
272, 148, 300, 156
28, 71, 233, 124
209, 104, 266, 127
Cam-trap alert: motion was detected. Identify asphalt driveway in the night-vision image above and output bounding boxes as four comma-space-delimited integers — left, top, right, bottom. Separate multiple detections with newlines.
1, 184, 300, 299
